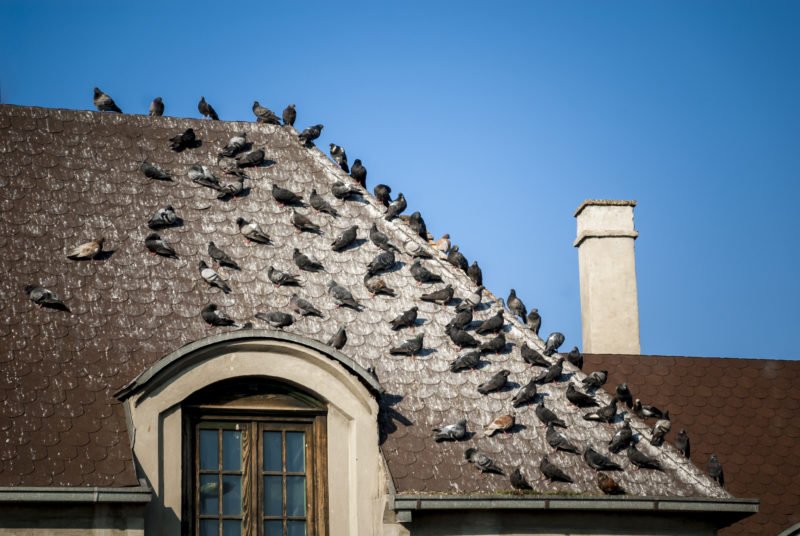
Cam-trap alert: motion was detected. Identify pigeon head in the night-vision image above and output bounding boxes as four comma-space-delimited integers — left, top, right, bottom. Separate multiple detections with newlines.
326, 280, 337, 288
154, 97, 162, 103
451, 245, 459, 252
464, 448, 477, 461
23, 285, 36, 295
329, 143, 335, 149
442, 233, 450, 239
198, 260, 208, 270
145, 232, 160, 241
353, 159, 362, 165
510, 288, 517, 296
457, 419, 467, 427
93, 87, 102, 97
500, 370, 511, 378
252, 101, 261, 108
200, 96, 206, 102
288, 104, 295, 110
235, 217, 246, 227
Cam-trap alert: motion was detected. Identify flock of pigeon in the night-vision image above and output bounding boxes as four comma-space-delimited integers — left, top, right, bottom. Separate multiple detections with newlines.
22, 88, 726, 495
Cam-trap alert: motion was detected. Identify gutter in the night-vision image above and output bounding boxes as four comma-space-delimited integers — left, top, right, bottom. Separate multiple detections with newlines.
0, 484, 152, 504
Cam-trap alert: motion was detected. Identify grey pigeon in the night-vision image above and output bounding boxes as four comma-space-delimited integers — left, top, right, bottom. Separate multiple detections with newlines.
329, 143, 349, 173
608, 421, 633, 454
374, 184, 392, 207
298, 124, 323, 146
327, 280, 360, 309
272, 184, 303, 205
535, 400, 567, 428
507, 289, 527, 320
520, 344, 550, 367
198, 260, 231, 293
465, 448, 503, 475
217, 176, 245, 200
236, 217, 270, 244
198, 97, 219, 120
534, 358, 564, 385
597, 472, 625, 495
627, 444, 663, 471
468, 261, 483, 286
447, 325, 480, 348
582, 370, 608, 391
268, 266, 301, 287
149, 97, 164, 116
447, 245, 469, 272
367, 251, 396, 276
650, 411, 671, 447
24, 285, 68, 311
293, 248, 324, 272
390, 307, 418, 331
289, 294, 323, 318
527, 309, 541, 335
583, 397, 617, 423
542, 332, 565, 356
66, 238, 104, 260
511, 380, 537, 408
475, 310, 504, 335
389, 334, 424, 356
291, 210, 320, 233
327, 327, 347, 350
220, 132, 248, 158
252, 101, 281, 125
93, 87, 121, 112
566, 383, 599, 408
420, 284, 453, 305
236, 149, 265, 168
384, 193, 406, 221
208, 242, 239, 270
282, 104, 296, 126
169, 128, 196, 152
404, 239, 432, 259
309, 189, 338, 216
463, 285, 484, 310
140, 161, 172, 181
188, 164, 222, 191
331, 226, 358, 251
634, 399, 665, 420
546, 424, 580, 454
255, 311, 294, 329
480, 332, 506, 354
477, 370, 510, 395
364, 275, 396, 297
433, 419, 467, 442
510, 467, 533, 491
201, 304, 237, 327
449, 351, 480, 372
369, 224, 399, 253
540, 455, 573, 483
566, 347, 584, 370
675, 429, 691, 458
707, 454, 724, 487
616, 384, 633, 409
410, 260, 442, 284
350, 159, 367, 187
145, 233, 177, 257
583, 447, 623, 471
331, 181, 361, 200
148, 205, 179, 229
446, 305, 472, 330
408, 211, 427, 238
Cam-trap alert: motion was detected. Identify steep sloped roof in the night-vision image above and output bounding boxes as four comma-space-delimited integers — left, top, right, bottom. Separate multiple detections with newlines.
587, 354, 800, 536
0, 104, 728, 499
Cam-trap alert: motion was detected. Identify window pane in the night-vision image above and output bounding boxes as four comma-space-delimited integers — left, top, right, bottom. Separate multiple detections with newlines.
264, 476, 283, 516
263, 431, 282, 472
200, 430, 219, 470
222, 430, 242, 471
264, 520, 283, 536
286, 476, 306, 516
222, 475, 241, 515
285, 432, 305, 473
222, 520, 241, 536
287, 521, 306, 536
200, 474, 219, 515
200, 519, 218, 536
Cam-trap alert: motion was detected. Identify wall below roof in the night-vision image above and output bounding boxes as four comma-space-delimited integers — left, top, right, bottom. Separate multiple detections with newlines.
0, 503, 144, 535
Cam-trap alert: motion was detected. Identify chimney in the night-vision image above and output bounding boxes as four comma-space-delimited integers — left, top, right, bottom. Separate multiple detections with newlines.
574, 200, 640, 354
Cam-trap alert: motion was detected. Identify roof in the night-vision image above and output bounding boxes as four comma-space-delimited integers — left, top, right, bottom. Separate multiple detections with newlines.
586, 354, 800, 536
0, 104, 731, 502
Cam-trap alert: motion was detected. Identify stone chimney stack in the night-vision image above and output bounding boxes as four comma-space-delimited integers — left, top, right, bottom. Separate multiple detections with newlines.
574, 200, 641, 354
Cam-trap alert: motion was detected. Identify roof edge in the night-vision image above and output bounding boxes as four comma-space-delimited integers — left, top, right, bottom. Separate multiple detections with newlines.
0, 484, 152, 504
574, 199, 637, 217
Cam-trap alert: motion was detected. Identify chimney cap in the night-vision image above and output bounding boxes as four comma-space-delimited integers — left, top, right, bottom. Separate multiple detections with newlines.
574, 199, 637, 218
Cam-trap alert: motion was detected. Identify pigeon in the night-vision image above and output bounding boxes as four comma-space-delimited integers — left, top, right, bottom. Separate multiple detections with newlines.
582, 370, 608, 391
350, 159, 367, 187
480, 332, 506, 354
282, 104, 296, 126
597, 473, 625, 495
535, 400, 567, 428
255, 311, 294, 329
327, 327, 347, 350
542, 332, 565, 356
367, 250, 396, 276
289, 294, 323, 318
446, 305, 472, 330
534, 358, 564, 385
309, 189, 338, 216
566, 347, 584, 370
583, 397, 618, 423
298, 124, 323, 146
369, 224, 399, 253
389, 334, 424, 356
546, 424, 580, 454
475, 310, 504, 335
293, 248, 324, 272
465, 287, 485, 309
24, 285, 68, 311
650, 411, 671, 447
407, 211, 427, 238
433, 419, 467, 442
236, 149, 265, 168
477, 370, 510, 395
707, 454, 724, 486
583, 447, 623, 471
384, 193, 407, 221
201, 304, 237, 327
67, 238, 104, 260
527, 309, 542, 335
608, 421, 633, 454
405, 239, 432, 260
540, 455, 573, 483
520, 344, 550, 367
145, 233, 177, 257
449, 351, 481, 372
510, 468, 533, 491
468, 261, 483, 286
633, 399, 665, 420
272, 184, 304, 207
511, 380, 538, 408
139, 161, 172, 181
236, 217, 270, 244
627, 444, 663, 471
329, 143, 349, 173
268, 266, 301, 287
374, 184, 392, 207
364, 275, 396, 297
252, 101, 281, 125
390, 307, 418, 330
148, 205, 179, 229
507, 289, 527, 320
169, 128, 196, 152
188, 164, 222, 191
566, 383, 599, 408
432, 234, 451, 254
198, 97, 219, 120
93, 87, 121, 112
217, 176, 246, 200
331, 181, 361, 200
616, 384, 633, 409
465, 448, 504, 475
327, 280, 360, 309
291, 211, 320, 233
149, 97, 164, 116
410, 260, 443, 284
198, 261, 231, 293
219, 132, 248, 158
331, 226, 358, 251
675, 429, 691, 458
447, 245, 469, 272
420, 285, 454, 305
447, 325, 480, 348
483, 412, 515, 437
208, 242, 239, 270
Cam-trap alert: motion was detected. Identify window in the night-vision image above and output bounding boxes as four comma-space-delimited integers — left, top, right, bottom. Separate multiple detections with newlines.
184, 379, 328, 536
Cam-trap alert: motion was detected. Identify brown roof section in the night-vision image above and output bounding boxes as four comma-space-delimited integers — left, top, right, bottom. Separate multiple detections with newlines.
586, 354, 800, 536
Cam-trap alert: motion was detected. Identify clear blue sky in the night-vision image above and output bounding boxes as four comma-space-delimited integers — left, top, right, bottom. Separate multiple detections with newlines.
2, 1, 798, 359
